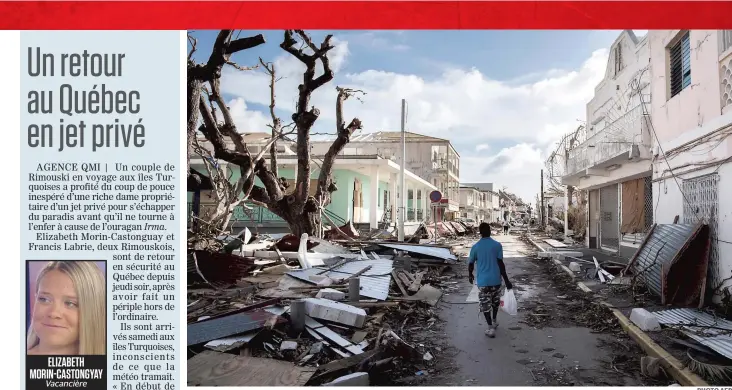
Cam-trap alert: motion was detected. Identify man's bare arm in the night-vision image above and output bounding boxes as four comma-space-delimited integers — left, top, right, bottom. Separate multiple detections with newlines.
497, 258, 512, 289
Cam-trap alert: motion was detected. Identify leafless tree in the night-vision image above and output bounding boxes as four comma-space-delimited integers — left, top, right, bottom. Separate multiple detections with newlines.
187, 30, 363, 237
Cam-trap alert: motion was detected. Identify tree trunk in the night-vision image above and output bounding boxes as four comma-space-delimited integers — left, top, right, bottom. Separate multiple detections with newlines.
270, 198, 321, 237
186, 75, 202, 178
287, 212, 321, 237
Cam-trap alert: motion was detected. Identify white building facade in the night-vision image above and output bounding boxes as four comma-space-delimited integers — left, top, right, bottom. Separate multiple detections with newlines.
649, 30, 732, 302
311, 132, 462, 220
460, 183, 501, 222
459, 186, 481, 221
562, 30, 655, 258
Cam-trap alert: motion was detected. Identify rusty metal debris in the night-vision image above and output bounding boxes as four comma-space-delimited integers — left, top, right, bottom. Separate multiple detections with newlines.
187, 224, 472, 386
625, 223, 711, 307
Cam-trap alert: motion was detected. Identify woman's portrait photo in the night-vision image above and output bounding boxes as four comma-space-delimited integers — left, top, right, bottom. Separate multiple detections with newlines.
26, 261, 106, 356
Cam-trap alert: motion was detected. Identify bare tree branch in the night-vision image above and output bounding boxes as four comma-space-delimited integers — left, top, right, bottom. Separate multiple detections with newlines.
316, 87, 365, 204
187, 30, 266, 180
259, 57, 282, 177
189, 30, 361, 239
280, 30, 336, 213
187, 34, 197, 61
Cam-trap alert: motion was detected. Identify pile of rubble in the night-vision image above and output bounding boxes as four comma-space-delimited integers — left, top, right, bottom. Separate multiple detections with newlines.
187, 226, 471, 386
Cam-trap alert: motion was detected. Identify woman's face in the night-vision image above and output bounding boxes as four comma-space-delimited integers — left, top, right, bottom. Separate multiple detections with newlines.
32, 270, 80, 349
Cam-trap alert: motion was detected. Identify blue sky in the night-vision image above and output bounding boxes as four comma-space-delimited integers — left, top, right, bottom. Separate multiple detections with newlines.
189, 30, 646, 201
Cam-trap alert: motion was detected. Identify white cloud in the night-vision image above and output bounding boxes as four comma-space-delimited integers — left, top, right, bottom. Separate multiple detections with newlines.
344, 31, 410, 52
219, 38, 609, 201
227, 98, 271, 133
460, 143, 546, 203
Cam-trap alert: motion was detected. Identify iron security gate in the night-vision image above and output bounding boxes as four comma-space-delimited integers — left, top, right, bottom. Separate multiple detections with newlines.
682, 174, 720, 293
600, 184, 619, 250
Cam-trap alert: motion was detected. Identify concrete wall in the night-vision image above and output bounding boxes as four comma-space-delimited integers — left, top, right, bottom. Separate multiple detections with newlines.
312, 139, 461, 205
575, 162, 653, 191
573, 30, 653, 192
649, 30, 724, 144
460, 187, 478, 206
649, 29, 732, 303
587, 30, 650, 139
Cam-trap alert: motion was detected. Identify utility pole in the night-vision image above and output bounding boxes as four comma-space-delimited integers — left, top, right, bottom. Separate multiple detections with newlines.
564, 185, 569, 240
540, 169, 545, 229
398, 99, 406, 242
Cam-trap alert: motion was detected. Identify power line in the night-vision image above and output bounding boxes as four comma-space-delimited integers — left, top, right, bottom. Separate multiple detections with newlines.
633, 70, 732, 246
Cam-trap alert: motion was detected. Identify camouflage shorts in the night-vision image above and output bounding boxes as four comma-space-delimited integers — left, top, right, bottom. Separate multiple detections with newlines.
478, 285, 504, 313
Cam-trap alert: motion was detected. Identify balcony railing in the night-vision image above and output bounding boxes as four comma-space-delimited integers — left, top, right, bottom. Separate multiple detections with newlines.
188, 202, 286, 224
566, 105, 647, 176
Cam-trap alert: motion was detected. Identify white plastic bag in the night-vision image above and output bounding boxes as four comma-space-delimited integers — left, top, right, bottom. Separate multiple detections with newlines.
500, 289, 517, 316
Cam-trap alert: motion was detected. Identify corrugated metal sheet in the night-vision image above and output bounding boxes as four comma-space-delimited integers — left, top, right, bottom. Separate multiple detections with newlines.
631, 223, 700, 302
187, 310, 284, 346
653, 308, 732, 360
287, 259, 393, 300
377, 243, 457, 261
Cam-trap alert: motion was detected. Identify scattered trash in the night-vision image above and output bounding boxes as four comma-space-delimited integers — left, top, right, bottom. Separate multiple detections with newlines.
187, 226, 465, 385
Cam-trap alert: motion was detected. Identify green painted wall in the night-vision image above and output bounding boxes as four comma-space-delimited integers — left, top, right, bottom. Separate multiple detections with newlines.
223, 166, 372, 223
190, 163, 406, 224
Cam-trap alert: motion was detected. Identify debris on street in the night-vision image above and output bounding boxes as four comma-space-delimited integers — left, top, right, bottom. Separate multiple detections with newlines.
524, 227, 732, 386
187, 225, 471, 386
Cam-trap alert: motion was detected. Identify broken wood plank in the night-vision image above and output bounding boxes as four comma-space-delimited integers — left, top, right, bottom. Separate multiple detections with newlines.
317, 259, 347, 275
273, 246, 287, 263
188, 350, 315, 386
341, 265, 373, 282
306, 316, 363, 355
396, 272, 412, 287
309, 348, 381, 383
288, 285, 347, 291
400, 270, 416, 282
599, 269, 615, 280
351, 331, 368, 343
391, 270, 409, 296
544, 239, 568, 248
199, 298, 282, 322
348, 302, 401, 308
408, 271, 425, 293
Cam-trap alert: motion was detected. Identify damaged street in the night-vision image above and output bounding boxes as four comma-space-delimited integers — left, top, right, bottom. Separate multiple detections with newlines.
429, 233, 659, 386
185, 223, 677, 387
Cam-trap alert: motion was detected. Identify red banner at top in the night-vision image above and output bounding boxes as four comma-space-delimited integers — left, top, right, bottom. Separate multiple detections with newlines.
0, 1, 730, 30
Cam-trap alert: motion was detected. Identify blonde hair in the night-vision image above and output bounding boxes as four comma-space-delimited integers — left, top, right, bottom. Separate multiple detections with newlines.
27, 261, 106, 355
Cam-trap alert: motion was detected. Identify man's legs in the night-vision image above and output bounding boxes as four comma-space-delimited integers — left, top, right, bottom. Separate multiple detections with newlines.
478, 285, 503, 337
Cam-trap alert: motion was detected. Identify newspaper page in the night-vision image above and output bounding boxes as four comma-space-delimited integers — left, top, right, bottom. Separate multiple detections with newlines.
20, 31, 182, 390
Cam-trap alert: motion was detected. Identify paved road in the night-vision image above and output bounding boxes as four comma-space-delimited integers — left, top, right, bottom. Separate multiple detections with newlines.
431, 234, 643, 386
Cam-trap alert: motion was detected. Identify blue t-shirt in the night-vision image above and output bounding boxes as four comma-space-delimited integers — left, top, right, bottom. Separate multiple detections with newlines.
468, 237, 504, 287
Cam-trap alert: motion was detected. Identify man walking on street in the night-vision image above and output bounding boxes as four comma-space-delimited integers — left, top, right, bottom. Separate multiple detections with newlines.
468, 222, 513, 338
502, 219, 510, 235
